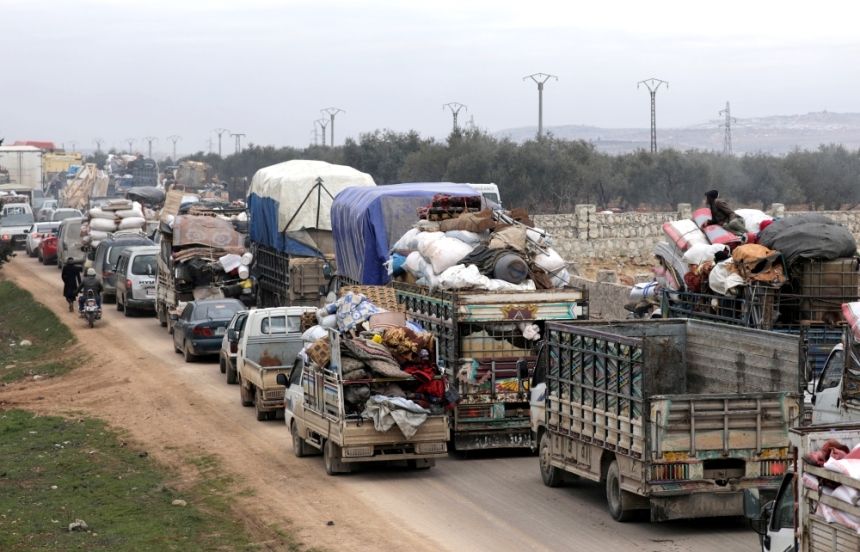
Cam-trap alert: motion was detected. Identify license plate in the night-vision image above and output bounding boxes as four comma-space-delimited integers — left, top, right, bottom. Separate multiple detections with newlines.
145, 288, 155, 297
215, 327, 226, 335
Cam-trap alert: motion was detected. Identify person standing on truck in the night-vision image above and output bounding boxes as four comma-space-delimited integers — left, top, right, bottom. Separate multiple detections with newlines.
61, 258, 82, 312
704, 189, 747, 237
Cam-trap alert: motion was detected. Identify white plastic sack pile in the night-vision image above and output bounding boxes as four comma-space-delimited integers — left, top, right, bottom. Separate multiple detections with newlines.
438, 264, 536, 292
421, 236, 475, 274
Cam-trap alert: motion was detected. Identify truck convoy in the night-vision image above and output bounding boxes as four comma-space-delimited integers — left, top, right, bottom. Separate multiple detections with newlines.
247, 160, 375, 308
535, 318, 802, 522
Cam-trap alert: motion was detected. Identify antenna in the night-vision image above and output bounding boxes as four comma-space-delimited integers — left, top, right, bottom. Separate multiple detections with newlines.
213, 128, 230, 157
316, 118, 329, 147
443, 102, 468, 132
719, 101, 736, 155
167, 135, 181, 161
321, 107, 344, 147
637, 78, 668, 153
230, 133, 246, 154
143, 136, 157, 158
523, 73, 558, 139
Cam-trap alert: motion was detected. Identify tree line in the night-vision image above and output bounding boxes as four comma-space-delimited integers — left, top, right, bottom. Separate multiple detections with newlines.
166, 129, 860, 213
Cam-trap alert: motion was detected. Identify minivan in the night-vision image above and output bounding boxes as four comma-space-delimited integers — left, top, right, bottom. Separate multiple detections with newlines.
93, 233, 155, 302
114, 245, 159, 315
57, 217, 85, 270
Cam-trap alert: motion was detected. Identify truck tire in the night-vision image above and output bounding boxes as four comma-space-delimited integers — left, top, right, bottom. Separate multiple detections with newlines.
157, 304, 167, 328
219, 357, 227, 374
226, 361, 238, 384
239, 378, 254, 407
255, 393, 268, 421
539, 431, 564, 488
291, 422, 311, 458
323, 439, 351, 476
606, 459, 635, 522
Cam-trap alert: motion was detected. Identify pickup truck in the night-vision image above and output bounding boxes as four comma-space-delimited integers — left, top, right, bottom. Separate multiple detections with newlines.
744, 423, 860, 552
809, 303, 860, 424
280, 330, 449, 475
237, 307, 316, 421
533, 318, 802, 522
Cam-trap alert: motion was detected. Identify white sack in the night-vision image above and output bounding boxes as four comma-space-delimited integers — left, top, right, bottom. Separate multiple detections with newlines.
422, 236, 475, 274
682, 244, 729, 266
392, 228, 421, 252
534, 247, 567, 274
551, 268, 571, 288
320, 314, 338, 329
735, 209, 773, 234
90, 218, 118, 232
118, 217, 146, 230
444, 230, 483, 246
403, 251, 428, 278
438, 264, 536, 292
415, 232, 444, 256
116, 208, 144, 219
88, 208, 115, 220
302, 325, 328, 343
708, 260, 746, 296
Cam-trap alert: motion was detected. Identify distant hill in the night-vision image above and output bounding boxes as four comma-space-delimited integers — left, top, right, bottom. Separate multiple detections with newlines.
495, 111, 860, 154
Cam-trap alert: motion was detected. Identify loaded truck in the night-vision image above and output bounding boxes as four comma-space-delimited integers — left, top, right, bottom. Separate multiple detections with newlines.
534, 319, 802, 522
236, 306, 315, 421
744, 422, 860, 552
331, 182, 588, 450
280, 329, 449, 475
247, 160, 375, 308
0, 145, 43, 191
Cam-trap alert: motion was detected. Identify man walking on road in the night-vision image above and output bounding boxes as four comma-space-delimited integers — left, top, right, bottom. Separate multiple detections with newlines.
61, 259, 82, 312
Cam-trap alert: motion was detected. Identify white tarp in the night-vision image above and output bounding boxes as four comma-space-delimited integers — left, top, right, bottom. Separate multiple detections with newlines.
248, 160, 375, 232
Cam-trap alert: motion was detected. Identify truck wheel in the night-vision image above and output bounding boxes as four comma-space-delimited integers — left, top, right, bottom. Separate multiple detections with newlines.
291, 422, 310, 458
226, 362, 238, 384
606, 460, 635, 522
219, 357, 227, 374
157, 305, 167, 328
323, 440, 351, 475
239, 378, 254, 407
539, 431, 564, 488
255, 394, 268, 421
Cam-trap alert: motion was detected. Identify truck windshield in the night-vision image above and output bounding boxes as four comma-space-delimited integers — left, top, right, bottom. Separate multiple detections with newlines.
770, 473, 795, 531
2, 213, 34, 225
817, 349, 844, 392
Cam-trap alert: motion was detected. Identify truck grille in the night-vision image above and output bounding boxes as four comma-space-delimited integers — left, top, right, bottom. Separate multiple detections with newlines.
651, 463, 689, 481
264, 389, 285, 401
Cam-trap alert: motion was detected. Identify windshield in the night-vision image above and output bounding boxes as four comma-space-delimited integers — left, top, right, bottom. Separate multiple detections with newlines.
108, 241, 152, 267
195, 301, 242, 320
2, 213, 34, 225
260, 315, 302, 334
131, 254, 156, 276
52, 210, 81, 221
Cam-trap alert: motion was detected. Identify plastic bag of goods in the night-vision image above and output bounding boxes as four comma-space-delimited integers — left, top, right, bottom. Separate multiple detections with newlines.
403, 251, 430, 279
118, 216, 146, 230
682, 244, 729, 266
415, 231, 445, 254
708, 260, 746, 296
219, 254, 242, 274
302, 325, 328, 343
551, 268, 571, 288
88, 207, 115, 220
534, 247, 567, 274
422, 236, 475, 274
444, 230, 483, 246
392, 228, 421, 252
630, 281, 661, 303
90, 219, 117, 233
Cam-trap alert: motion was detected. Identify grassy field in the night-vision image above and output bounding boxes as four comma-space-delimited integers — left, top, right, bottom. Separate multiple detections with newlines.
0, 410, 275, 551
0, 280, 76, 383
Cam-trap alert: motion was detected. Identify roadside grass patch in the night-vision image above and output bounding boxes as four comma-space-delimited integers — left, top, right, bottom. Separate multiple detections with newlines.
0, 280, 76, 382
0, 410, 264, 551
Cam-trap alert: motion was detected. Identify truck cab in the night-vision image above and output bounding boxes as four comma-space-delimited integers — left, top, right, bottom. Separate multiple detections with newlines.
744, 472, 796, 552
810, 322, 860, 424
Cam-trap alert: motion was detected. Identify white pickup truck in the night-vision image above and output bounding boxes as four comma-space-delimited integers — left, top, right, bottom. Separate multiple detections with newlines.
236, 306, 315, 421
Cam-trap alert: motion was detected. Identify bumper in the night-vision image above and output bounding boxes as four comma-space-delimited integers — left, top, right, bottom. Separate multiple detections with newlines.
341, 443, 448, 463
189, 338, 223, 355
126, 297, 155, 310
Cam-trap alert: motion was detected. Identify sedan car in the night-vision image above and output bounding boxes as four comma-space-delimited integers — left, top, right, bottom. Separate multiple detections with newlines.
172, 298, 245, 363
38, 235, 59, 265
25, 221, 60, 257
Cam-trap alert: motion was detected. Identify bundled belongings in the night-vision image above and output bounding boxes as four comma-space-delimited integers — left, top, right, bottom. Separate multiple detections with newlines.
80, 198, 155, 249
731, 244, 786, 286
61, 163, 109, 211
758, 214, 858, 270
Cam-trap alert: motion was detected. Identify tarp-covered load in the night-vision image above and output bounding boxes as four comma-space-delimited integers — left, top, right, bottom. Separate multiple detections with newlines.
247, 160, 375, 255
759, 214, 858, 269
172, 215, 244, 250
125, 186, 165, 207
331, 183, 480, 284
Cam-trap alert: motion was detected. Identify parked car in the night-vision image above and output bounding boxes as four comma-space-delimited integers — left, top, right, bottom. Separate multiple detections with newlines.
92, 232, 155, 302
36, 199, 58, 222
38, 235, 58, 265
220, 310, 249, 383
57, 217, 85, 270
172, 299, 245, 362
50, 208, 83, 222
114, 245, 159, 316
0, 211, 35, 249
25, 221, 59, 257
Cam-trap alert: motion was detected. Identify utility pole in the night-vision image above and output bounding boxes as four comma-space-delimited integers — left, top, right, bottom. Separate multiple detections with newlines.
523, 73, 558, 139
125, 138, 134, 154
637, 77, 669, 153
316, 118, 328, 147
69, 141, 76, 153
93, 138, 103, 153
230, 133, 245, 154
213, 128, 229, 157
167, 135, 181, 161
144, 136, 157, 159
206, 137, 214, 154
321, 107, 344, 147
443, 102, 468, 132
719, 101, 736, 155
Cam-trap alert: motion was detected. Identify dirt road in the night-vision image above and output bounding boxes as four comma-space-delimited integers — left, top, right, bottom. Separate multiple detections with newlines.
1, 256, 758, 552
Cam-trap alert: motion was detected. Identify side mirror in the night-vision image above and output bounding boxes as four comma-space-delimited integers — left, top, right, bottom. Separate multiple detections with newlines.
742, 488, 761, 520
322, 262, 333, 279
275, 373, 289, 388
517, 359, 529, 381
23, 229, 30, 234
168, 313, 179, 321
227, 329, 237, 341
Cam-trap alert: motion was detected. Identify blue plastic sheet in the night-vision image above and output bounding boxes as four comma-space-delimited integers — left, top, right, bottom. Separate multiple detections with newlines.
331, 183, 480, 284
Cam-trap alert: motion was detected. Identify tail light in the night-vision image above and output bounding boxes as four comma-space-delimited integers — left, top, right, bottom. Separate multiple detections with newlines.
193, 326, 214, 337
230, 341, 238, 354
651, 463, 690, 481
760, 460, 788, 476
1, 234, 9, 241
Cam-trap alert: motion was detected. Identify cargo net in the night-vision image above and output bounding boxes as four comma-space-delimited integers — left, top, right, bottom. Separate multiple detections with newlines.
455, 322, 538, 398
662, 284, 779, 329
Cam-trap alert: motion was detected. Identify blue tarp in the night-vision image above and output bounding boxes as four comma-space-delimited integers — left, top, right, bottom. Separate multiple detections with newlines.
247, 192, 321, 256
331, 183, 480, 285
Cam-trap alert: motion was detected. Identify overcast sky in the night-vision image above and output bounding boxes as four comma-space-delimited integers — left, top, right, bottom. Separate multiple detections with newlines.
2, 0, 858, 155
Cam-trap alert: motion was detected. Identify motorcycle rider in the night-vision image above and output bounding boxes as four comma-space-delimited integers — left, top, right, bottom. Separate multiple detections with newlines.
76, 267, 103, 313
61, 259, 82, 312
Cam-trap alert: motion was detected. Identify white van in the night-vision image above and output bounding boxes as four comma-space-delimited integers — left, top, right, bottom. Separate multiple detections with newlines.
466, 183, 502, 206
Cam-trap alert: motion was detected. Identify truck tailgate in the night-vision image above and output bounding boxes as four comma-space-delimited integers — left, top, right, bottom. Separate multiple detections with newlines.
344, 415, 449, 445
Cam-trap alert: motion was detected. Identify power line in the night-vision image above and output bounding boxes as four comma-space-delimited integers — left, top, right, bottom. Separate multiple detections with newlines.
443, 102, 468, 132
143, 136, 158, 159
230, 132, 246, 154
719, 101, 736, 155
523, 73, 558, 139
167, 135, 181, 161
213, 128, 230, 157
637, 78, 668, 153
321, 107, 344, 147
316, 118, 329, 147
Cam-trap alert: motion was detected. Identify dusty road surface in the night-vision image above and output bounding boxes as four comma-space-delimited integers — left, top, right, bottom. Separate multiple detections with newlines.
1, 256, 759, 552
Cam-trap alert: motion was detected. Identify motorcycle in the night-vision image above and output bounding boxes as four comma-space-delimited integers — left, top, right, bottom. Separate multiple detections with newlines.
79, 290, 102, 328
